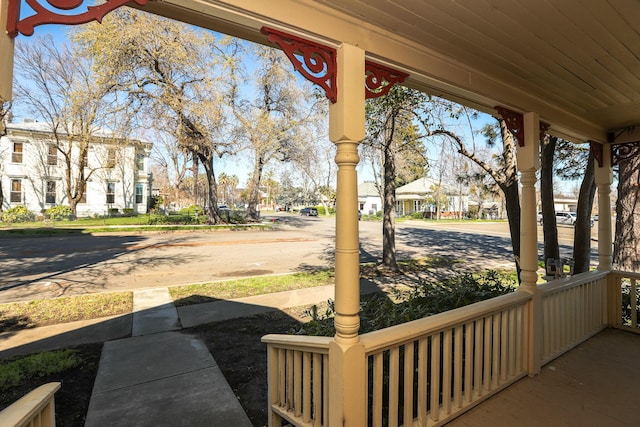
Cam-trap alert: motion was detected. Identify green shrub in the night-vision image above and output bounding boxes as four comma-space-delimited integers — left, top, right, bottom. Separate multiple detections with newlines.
315, 206, 325, 215
122, 208, 135, 217
1, 205, 35, 223
300, 270, 517, 337
180, 205, 203, 216
108, 208, 119, 216
45, 205, 74, 221
411, 211, 424, 219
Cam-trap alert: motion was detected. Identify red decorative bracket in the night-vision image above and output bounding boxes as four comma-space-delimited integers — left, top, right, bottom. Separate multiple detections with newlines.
611, 142, 640, 167
590, 141, 604, 167
365, 61, 409, 99
7, 0, 147, 37
495, 106, 524, 147
261, 26, 337, 103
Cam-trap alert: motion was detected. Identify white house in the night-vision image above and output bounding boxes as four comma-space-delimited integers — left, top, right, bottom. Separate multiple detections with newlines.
395, 176, 469, 218
357, 181, 381, 215
0, 119, 153, 217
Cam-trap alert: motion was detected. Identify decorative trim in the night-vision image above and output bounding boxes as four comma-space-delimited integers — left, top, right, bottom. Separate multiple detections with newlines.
539, 121, 550, 141
495, 106, 524, 147
261, 26, 337, 103
590, 141, 604, 167
611, 142, 640, 166
7, 0, 147, 38
364, 61, 409, 99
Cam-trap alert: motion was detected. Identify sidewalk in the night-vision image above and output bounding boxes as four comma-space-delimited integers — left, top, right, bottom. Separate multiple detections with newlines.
0, 280, 383, 426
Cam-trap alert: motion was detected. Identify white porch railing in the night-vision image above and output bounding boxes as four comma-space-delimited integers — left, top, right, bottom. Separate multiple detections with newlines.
261, 334, 331, 427
539, 270, 609, 364
360, 291, 530, 427
609, 270, 640, 333
0, 382, 60, 427
262, 270, 626, 427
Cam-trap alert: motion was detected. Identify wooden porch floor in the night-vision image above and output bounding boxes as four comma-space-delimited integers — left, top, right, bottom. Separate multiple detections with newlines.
447, 328, 640, 426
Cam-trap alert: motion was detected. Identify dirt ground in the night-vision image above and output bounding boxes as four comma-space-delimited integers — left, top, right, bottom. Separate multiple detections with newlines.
0, 343, 103, 427
192, 310, 305, 427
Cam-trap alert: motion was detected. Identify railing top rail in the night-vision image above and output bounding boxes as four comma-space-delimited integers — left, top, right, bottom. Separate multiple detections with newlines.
262, 334, 331, 353
360, 291, 531, 354
0, 382, 60, 426
610, 270, 640, 280
538, 270, 610, 295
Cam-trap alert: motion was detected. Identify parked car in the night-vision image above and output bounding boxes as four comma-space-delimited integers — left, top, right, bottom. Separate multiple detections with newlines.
299, 207, 318, 216
556, 212, 576, 225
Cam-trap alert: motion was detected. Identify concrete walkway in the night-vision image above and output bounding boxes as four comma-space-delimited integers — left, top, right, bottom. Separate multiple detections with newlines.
0, 281, 383, 426
85, 287, 253, 427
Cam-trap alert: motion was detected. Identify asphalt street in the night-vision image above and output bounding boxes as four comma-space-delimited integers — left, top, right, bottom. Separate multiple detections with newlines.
0, 214, 587, 303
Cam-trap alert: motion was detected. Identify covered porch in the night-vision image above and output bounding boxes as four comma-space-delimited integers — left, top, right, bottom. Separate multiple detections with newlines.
2, 1, 640, 426
448, 327, 640, 426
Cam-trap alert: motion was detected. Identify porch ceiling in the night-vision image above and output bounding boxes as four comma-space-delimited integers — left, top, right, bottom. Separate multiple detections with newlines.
141, 0, 640, 143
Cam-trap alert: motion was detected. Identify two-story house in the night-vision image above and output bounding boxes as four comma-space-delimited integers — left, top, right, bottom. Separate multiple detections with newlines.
0, 118, 153, 217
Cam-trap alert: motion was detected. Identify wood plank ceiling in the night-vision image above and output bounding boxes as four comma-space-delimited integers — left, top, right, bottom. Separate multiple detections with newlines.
139, 0, 640, 143
312, 0, 640, 142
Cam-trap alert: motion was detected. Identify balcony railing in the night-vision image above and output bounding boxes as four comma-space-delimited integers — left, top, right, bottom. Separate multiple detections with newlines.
263, 270, 619, 427
0, 382, 60, 427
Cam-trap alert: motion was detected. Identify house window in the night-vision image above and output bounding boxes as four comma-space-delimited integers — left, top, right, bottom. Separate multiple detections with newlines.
12, 142, 23, 163
135, 184, 144, 204
46, 181, 56, 204
106, 182, 115, 204
10, 179, 22, 203
136, 154, 144, 171
47, 145, 57, 165
413, 200, 422, 212
106, 149, 116, 168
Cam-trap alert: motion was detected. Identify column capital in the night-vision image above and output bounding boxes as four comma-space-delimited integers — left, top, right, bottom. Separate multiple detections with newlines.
329, 43, 365, 142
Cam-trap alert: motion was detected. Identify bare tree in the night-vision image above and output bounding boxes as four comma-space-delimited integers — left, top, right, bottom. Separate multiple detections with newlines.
0, 101, 10, 210
422, 105, 522, 276
363, 85, 429, 271
75, 9, 236, 223
228, 44, 323, 221
13, 36, 122, 216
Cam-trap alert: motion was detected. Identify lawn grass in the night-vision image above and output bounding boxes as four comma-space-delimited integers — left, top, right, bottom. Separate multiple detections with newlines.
0, 213, 219, 233
170, 269, 335, 307
0, 349, 81, 390
0, 292, 133, 332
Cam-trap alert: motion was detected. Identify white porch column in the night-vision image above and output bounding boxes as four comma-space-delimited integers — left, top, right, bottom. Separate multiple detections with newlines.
328, 43, 367, 426
0, 0, 14, 108
595, 146, 613, 271
517, 112, 542, 375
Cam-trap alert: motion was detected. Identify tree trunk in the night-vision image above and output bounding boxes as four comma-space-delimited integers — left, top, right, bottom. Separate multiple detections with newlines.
540, 136, 560, 273
192, 153, 199, 209
572, 151, 596, 274
614, 153, 640, 271
247, 156, 264, 221
382, 144, 398, 271
200, 154, 222, 224
502, 182, 522, 279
